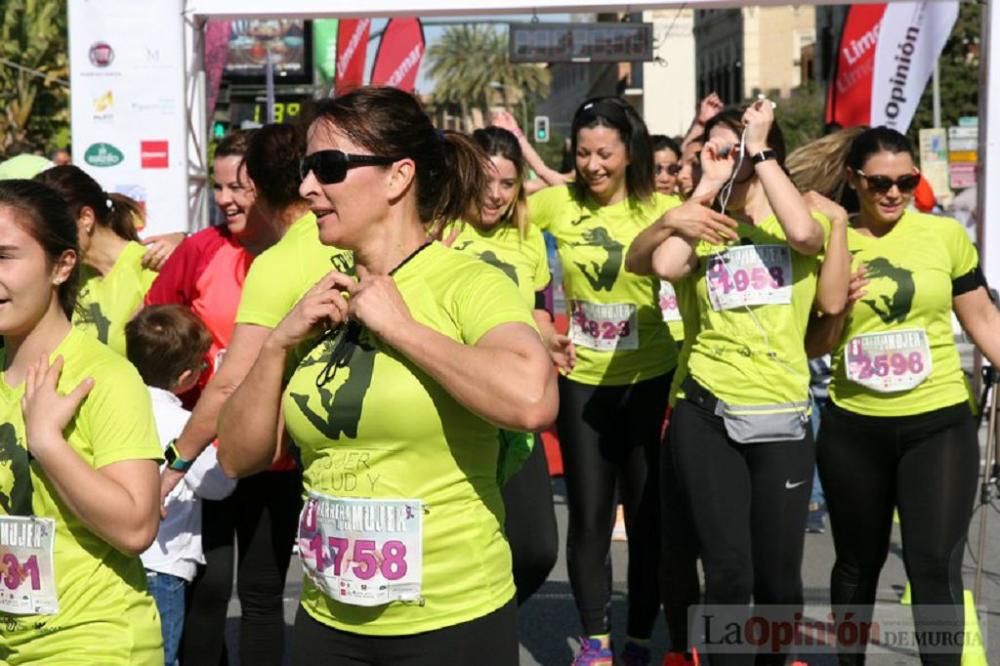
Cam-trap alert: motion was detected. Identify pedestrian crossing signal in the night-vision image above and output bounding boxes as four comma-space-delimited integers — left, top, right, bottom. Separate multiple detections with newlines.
534, 116, 550, 143
212, 121, 227, 139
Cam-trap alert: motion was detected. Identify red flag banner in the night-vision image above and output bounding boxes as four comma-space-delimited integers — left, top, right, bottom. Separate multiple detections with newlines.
370, 18, 425, 92
335, 18, 371, 95
825, 3, 887, 128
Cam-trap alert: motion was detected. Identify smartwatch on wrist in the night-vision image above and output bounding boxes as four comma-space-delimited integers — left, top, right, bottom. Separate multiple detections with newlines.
751, 149, 778, 165
164, 439, 194, 473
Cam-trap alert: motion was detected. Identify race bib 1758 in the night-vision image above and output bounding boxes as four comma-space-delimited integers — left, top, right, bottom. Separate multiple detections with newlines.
706, 245, 792, 311
297, 494, 422, 607
845, 329, 932, 393
569, 301, 639, 351
0, 516, 58, 615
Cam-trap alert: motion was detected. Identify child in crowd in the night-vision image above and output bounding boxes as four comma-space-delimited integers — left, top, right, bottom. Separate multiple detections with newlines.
125, 305, 236, 666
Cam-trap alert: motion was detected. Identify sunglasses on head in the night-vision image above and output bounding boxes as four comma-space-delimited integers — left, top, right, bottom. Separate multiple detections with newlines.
656, 163, 683, 177
299, 150, 400, 185
855, 170, 921, 195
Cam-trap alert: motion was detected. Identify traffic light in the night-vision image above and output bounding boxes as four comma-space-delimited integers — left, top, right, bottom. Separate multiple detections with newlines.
212, 121, 227, 139
534, 116, 550, 143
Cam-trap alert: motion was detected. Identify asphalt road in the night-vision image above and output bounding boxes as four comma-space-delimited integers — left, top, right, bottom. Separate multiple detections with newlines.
223, 451, 1000, 665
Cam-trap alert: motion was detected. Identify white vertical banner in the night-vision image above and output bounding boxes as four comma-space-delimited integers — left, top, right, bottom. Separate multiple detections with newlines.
69, 0, 188, 237
869, 1, 958, 133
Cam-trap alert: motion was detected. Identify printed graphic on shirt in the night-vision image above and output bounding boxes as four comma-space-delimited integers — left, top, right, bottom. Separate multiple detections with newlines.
477, 251, 518, 284
288, 326, 378, 441
858, 255, 915, 325
569, 227, 623, 292
75, 301, 111, 345
0, 423, 31, 516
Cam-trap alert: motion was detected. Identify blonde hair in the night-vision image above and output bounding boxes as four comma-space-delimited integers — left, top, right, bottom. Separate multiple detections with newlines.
786, 126, 868, 200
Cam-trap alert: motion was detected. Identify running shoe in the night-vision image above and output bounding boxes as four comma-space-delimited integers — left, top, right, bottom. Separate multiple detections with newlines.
571, 636, 614, 666
805, 502, 825, 534
620, 640, 651, 666
612, 505, 627, 542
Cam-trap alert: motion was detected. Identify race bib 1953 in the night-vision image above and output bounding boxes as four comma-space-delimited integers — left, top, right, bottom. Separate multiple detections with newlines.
569, 301, 639, 351
0, 516, 58, 615
845, 329, 932, 393
297, 494, 422, 607
706, 245, 792, 311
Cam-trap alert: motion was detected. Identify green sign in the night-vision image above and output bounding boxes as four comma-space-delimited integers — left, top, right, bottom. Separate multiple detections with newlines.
313, 19, 339, 83
83, 143, 124, 167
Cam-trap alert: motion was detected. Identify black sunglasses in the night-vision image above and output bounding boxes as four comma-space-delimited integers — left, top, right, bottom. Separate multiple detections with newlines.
855, 170, 920, 195
656, 163, 683, 177
300, 150, 400, 185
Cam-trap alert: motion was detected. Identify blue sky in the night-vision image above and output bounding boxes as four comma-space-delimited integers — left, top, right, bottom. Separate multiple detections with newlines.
363, 14, 570, 93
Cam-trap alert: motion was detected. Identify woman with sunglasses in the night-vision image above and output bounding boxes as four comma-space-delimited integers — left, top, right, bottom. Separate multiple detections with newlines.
441, 126, 560, 606
216, 86, 557, 665
652, 136, 683, 197
646, 101, 849, 666
805, 126, 1000, 666
525, 96, 683, 666
0, 179, 163, 664
150, 125, 317, 666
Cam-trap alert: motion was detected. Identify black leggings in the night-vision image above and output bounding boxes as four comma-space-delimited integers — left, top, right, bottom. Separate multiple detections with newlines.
181, 470, 303, 666
660, 417, 702, 653
290, 598, 518, 665
817, 401, 978, 666
501, 436, 559, 605
557, 372, 671, 638
669, 397, 815, 666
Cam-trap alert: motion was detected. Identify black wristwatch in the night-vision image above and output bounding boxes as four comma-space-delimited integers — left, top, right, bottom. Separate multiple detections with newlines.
164, 440, 194, 473
751, 149, 778, 165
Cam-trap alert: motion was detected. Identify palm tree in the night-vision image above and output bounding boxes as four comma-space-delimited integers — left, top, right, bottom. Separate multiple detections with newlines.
427, 25, 549, 132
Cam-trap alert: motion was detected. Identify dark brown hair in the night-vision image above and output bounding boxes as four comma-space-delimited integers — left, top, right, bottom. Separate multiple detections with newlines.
244, 124, 306, 209
0, 179, 80, 318
703, 106, 788, 167
309, 86, 489, 225
216, 129, 254, 159
34, 165, 139, 241
125, 305, 213, 391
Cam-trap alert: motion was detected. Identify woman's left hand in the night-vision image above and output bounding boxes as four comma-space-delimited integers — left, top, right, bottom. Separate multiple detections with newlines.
21, 355, 94, 455
141, 232, 186, 271
742, 98, 774, 155
346, 266, 416, 343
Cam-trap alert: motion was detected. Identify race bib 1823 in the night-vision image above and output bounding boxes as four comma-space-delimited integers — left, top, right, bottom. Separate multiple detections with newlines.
706, 245, 792, 311
569, 301, 639, 351
0, 516, 58, 615
845, 329, 932, 393
297, 494, 422, 607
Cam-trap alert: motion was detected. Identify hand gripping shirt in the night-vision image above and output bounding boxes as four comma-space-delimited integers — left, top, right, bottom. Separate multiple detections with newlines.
283, 242, 534, 636
0, 329, 163, 665
73, 241, 158, 356
528, 186, 681, 386
681, 213, 831, 407
828, 211, 980, 417
444, 220, 551, 309
237, 213, 354, 329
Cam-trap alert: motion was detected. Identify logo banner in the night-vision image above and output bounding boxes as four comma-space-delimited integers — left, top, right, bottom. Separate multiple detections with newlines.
825, 3, 887, 128
369, 18, 425, 92
335, 18, 371, 95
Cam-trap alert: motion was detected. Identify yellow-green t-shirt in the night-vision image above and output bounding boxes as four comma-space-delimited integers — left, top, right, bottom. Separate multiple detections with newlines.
73, 241, 157, 356
445, 220, 551, 309
667, 277, 700, 406
283, 242, 533, 636
528, 186, 681, 385
0, 328, 163, 664
237, 213, 354, 329
681, 213, 830, 407
828, 211, 979, 417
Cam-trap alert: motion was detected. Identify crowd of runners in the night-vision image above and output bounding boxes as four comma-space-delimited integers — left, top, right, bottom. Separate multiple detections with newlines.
0, 84, 997, 666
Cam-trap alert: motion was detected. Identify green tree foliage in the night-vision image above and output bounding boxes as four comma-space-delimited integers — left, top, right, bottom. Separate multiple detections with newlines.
773, 83, 826, 154
908, 1, 980, 140
427, 25, 549, 131
0, 0, 69, 156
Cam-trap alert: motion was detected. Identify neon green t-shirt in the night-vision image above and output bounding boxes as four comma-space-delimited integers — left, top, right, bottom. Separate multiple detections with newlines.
237, 213, 354, 329
284, 242, 533, 636
528, 186, 681, 386
667, 277, 699, 407
0, 328, 163, 664
73, 241, 157, 356
681, 213, 830, 407
828, 211, 979, 417
445, 220, 551, 309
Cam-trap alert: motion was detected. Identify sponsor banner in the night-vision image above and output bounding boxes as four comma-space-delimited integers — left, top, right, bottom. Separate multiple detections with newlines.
204, 20, 231, 117
69, 0, 187, 236
825, 3, 887, 128
369, 18, 425, 92
870, 1, 959, 132
335, 18, 371, 95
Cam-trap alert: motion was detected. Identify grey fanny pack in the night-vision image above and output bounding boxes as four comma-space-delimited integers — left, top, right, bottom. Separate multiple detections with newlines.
681, 377, 809, 444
